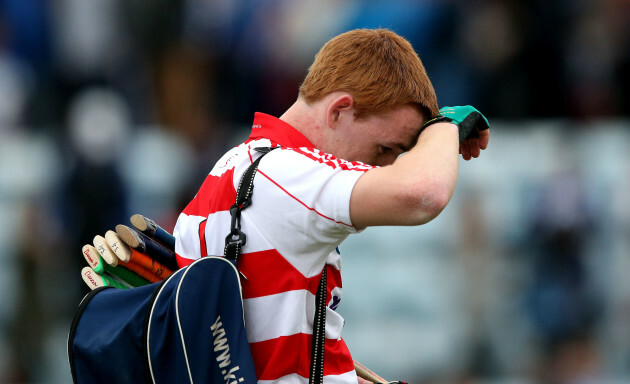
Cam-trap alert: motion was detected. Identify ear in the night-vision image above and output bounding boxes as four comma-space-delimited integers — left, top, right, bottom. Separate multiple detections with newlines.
326, 93, 354, 129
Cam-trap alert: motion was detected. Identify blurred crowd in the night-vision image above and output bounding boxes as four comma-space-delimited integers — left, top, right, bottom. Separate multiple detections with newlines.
1, 0, 629, 131
0, 0, 629, 383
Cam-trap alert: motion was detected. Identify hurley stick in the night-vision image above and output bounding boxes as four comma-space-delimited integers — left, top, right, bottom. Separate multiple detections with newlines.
93, 235, 118, 266
116, 224, 178, 271
104, 230, 131, 263
81, 267, 128, 290
130, 214, 175, 251
354, 360, 388, 383
82, 244, 150, 287
105, 230, 173, 281
117, 261, 165, 284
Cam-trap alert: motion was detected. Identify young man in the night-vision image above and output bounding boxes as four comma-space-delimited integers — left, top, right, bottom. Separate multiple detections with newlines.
174, 29, 489, 384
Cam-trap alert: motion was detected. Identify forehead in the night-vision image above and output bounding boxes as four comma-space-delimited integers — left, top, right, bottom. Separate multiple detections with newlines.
372, 105, 426, 147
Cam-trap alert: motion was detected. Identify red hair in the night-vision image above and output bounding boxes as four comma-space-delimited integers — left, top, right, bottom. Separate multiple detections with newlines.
299, 29, 439, 119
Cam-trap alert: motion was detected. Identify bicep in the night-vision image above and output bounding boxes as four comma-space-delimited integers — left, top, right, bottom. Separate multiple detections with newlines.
349, 166, 433, 229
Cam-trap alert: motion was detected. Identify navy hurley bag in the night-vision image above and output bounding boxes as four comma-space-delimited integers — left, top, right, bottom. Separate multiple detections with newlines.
68, 256, 256, 383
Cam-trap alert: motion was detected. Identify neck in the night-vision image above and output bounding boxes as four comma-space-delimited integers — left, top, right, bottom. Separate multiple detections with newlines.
280, 98, 326, 150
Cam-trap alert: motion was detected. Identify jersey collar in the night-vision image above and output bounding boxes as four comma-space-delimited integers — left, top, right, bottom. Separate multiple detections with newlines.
248, 112, 315, 148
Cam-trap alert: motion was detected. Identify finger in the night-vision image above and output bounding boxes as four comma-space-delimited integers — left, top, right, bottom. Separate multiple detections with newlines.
470, 138, 481, 158
466, 139, 475, 160
478, 129, 490, 150
461, 141, 472, 160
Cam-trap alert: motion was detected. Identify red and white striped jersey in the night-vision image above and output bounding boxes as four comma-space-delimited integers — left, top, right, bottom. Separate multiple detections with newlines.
174, 113, 374, 384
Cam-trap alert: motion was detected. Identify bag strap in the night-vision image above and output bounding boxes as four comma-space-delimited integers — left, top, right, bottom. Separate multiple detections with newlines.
224, 147, 275, 261
223, 146, 327, 384
310, 266, 327, 384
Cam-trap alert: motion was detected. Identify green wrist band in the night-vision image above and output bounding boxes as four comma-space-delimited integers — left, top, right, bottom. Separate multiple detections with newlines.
421, 105, 489, 143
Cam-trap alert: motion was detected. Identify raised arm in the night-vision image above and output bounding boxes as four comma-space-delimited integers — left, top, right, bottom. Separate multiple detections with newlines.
350, 106, 489, 229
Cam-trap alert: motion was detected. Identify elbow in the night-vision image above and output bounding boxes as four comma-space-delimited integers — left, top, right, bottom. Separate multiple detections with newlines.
402, 183, 453, 225
426, 188, 452, 220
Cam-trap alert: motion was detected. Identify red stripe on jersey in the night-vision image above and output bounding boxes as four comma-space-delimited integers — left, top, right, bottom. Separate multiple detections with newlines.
247, 145, 254, 163
239, 250, 342, 299
181, 170, 237, 217
250, 334, 355, 380
289, 147, 374, 172
176, 253, 194, 268
239, 249, 305, 299
307, 264, 342, 297
198, 219, 208, 257
257, 170, 353, 228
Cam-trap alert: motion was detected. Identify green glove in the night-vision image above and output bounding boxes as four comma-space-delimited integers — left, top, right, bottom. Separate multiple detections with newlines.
422, 105, 489, 143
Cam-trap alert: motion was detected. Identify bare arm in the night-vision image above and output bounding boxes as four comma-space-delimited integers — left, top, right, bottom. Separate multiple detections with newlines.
350, 122, 460, 229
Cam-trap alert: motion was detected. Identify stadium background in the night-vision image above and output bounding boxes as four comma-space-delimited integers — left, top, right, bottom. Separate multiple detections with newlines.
0, 0, 629, 383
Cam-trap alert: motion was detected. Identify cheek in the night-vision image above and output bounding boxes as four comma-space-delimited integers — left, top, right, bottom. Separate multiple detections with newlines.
346, 135, 373, 158
345, 124, 383, 163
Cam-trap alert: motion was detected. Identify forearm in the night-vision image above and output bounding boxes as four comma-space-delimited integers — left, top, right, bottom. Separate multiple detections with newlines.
396, 121, 460, 201
350, 122, 459, 228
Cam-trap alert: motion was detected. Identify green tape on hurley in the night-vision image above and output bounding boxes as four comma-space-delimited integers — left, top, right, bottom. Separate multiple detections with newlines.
81, 267, 128, 290
105, 264, 150, 287
82, 244, 150, 287
98, 272, 130, 289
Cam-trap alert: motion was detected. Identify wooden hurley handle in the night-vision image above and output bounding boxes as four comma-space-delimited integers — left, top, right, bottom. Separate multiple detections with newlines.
354, 360, 388, 383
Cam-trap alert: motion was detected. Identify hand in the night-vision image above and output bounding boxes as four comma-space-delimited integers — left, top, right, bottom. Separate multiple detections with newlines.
460, 127, 489, 160
422, 105, 490, 160
438, 105, 489, 141
357, 377, 374, 384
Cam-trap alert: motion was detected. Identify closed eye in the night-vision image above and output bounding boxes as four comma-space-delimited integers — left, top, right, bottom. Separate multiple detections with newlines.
378, 145, 392, 154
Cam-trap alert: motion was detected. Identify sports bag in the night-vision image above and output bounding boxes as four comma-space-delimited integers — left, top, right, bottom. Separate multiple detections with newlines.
68, 256, 256, 383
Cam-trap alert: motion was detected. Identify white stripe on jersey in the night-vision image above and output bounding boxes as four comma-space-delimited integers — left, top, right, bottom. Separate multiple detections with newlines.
243, 290, 345, 343
258, 370, 359, 384
173, 213, 205, 260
